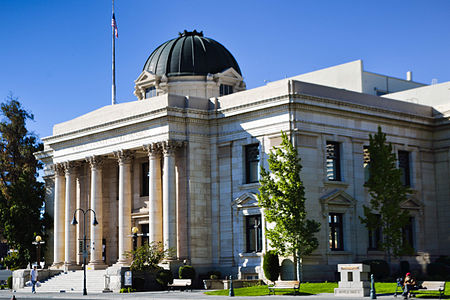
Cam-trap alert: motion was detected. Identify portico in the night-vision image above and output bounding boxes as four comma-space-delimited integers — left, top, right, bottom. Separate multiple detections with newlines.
47, 139, 186, 270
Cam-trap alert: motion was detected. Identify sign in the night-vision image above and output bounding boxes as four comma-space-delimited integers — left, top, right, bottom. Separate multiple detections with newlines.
124, 271, 132, 286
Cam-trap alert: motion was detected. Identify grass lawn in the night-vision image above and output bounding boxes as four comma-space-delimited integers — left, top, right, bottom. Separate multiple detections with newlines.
204, 282, 450, 298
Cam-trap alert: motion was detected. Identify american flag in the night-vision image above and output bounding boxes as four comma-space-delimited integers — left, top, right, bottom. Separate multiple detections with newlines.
111, 13, 118, 38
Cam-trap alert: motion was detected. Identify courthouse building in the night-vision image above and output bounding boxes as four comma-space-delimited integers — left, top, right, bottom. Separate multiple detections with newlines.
35, 30, 450, 280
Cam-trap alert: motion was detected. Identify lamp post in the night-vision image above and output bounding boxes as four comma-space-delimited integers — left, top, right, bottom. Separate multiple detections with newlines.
71, 208, 98, 296
32, 235, 45, 269
131, 227, 139, 251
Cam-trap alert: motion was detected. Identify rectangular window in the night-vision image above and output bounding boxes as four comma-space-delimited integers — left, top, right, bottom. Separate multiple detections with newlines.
141, 224, 149, 246
141, 162, 149, 196
402, 217, 415, 250
363, 146, 370, 183
326, 142, 341, 181
398, 151, 411, 186
220, 84, 233, 96
145, 86, 157, 98
329, 213, 344, 250
245, 144, 260, 184
245, 214, 262, 253
368, 214, 382, 250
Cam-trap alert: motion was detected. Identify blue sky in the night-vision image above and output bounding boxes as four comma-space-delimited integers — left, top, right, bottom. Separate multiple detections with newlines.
1, 0, 449, 139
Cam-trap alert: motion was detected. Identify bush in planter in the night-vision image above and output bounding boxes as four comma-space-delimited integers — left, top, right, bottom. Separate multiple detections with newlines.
156, 269, 173, 287
127, 242, 173, 272
179, 265, 196, 280
263, 250, 280, 282
427, 262, 449, 280
207, 270, 221, 280
362, 259, 390, 280
7, 276, 12, 289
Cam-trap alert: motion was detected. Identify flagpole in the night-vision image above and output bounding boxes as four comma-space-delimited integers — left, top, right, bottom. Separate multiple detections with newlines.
112, 0, 116, 105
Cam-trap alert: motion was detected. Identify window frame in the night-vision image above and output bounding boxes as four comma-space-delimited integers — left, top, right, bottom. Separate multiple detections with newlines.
245, 214, 262, 253
326, 141, 342, 181
244, 143, 260, 184
329, 212, 344, 251
145, 86, 157, 98
398, 150, 411, 186
141, 162, 149, 197
219, 84, 233, 96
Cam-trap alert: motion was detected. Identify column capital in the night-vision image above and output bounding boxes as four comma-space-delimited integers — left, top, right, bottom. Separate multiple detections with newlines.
52, 163, 65, 176
114, 149, 134, 164
143, 143, 161, 158
86, 155, 104, 169
62, 161, 80, 175
162, 140, 185, 156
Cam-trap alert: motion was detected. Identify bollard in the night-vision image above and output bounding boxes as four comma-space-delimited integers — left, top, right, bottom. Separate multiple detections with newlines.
370, 274, 377, 299
229, 275, 235, 297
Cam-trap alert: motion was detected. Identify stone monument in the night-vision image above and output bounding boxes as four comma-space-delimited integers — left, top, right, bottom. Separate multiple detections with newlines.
334, 264, 370, 297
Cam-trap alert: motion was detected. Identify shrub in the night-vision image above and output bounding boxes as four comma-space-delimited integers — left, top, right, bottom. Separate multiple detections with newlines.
119, 287, 136, 293
127, 242, 173, 272
362, 259, 390, 280
207, 270, 221, 280
427, 262, 449, 280
3, 252, 27, 270
7, 276, 12, 289
156, 269, 173, 287
179, 265, 196, 280
263, 250, 280, 282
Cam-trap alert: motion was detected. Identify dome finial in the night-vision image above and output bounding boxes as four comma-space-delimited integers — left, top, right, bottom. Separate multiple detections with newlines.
179, 30, 204, 37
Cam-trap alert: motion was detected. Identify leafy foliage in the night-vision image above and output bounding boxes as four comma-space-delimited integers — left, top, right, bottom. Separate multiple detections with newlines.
179, 265, 196, 279
263, 250, 280, 282
127, 242, 173, 272
0, 95, 48, 268
156, 269, 173, 286
360, 126, 411, 261
258, 131, 320, 280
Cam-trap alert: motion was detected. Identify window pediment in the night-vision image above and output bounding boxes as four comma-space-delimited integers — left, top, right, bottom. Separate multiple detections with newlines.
400, 198, 422, 210
232, 192, 259, 209
320, 189, 355, 216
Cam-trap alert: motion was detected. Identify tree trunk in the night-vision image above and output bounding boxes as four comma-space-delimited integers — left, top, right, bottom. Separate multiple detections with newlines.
296, 249, 302, 282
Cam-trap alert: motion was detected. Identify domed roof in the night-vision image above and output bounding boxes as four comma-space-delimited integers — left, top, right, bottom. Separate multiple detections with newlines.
143, 30, 242, 77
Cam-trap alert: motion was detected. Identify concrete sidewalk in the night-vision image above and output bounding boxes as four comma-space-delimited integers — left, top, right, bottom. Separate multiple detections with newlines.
0, 289, 404, 300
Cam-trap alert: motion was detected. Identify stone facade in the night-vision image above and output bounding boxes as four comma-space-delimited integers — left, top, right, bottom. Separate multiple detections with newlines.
36, 53, 450, 281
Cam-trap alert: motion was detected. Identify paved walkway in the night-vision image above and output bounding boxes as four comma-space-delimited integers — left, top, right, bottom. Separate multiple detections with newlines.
0, 289, 405, 300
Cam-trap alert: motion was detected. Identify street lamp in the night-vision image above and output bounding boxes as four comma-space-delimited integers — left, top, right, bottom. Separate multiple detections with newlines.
131, 227, 139, 251
71, 208, 98, 296
32, 235, 45, 269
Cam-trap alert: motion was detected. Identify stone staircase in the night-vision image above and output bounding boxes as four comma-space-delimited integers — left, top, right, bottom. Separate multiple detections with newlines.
22, 269, 106, 293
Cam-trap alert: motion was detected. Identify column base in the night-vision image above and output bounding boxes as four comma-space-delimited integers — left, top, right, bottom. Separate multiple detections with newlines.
50, 262, 65, 270
87, 261, 108, 270
113, 258, 132, 267
63, 262, 82, 272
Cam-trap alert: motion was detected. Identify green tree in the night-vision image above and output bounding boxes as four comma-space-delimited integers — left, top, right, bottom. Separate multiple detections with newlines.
360, 126, 411, 264
0, 95, 47, 268
263, 250, 280, 282
258, 131, 320, 282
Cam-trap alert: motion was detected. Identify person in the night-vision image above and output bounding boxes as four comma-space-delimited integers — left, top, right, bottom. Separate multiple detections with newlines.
402, 272, 416, 299
30, 265, 38, 294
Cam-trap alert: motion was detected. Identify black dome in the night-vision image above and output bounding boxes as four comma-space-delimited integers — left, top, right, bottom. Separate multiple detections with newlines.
143, 30, 242, 77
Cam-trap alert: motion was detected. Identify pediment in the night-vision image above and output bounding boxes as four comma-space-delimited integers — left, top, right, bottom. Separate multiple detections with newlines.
320, 189, 355, 207
215, 67, 243, 81
400, 198, 422, 210
232, 192, 259, 208
135, 70, 157, 83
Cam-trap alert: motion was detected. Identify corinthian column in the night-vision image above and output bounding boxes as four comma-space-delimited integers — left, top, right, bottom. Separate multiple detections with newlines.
114, 150, 134, 265
162, 141, 180, 256
53, 164, 65, 268
86, 156, 106, 269
63, 161, 78, 268
144, 143, 162, 244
